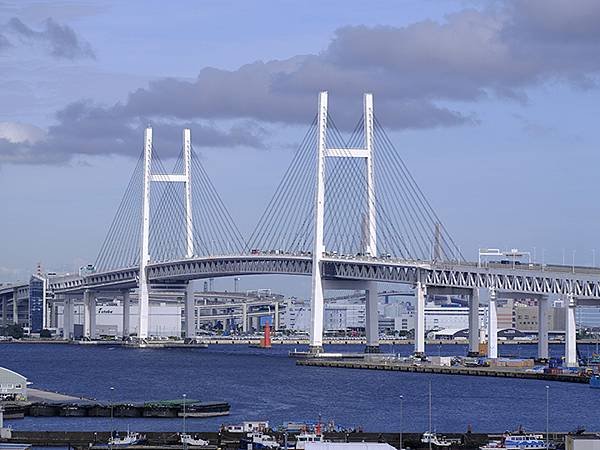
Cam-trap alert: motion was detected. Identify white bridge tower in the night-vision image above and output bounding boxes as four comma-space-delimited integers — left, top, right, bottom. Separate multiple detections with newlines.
138, 128, 194, 340
309, 92, 379, 353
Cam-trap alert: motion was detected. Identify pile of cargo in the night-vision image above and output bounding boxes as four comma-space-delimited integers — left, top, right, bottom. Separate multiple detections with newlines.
488, 358, 535, 368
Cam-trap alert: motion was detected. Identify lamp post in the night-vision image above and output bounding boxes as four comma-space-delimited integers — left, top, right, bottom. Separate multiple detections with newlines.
183, 393, 187, 433
399, 394, 404, 450
545, 385, 550, 450
109, 386, 115, 449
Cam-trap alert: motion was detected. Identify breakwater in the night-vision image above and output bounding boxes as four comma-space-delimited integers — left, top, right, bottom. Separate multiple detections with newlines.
296, 359, 591, 383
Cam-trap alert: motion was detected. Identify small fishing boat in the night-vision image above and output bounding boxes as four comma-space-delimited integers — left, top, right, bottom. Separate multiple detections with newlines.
480, 432, 554, 450
180, 433, 210, 447
590, 374, 600, 389
108, 430, 145, 447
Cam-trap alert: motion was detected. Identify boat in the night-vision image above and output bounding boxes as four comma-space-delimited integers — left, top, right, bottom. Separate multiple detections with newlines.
0, 444, 31, 450
294, 432, 323, 450
180, 433, 210, 447
480, 432, 554, 450
239, 431, 280, 450
421, 432, 453, 447
590, 374, 600, 388
421, 382, 457, 448
108, 430, 145, 446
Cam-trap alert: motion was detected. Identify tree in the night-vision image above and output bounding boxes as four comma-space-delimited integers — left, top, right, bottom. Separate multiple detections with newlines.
40, 329, 52, 338
3, 324, 24, 339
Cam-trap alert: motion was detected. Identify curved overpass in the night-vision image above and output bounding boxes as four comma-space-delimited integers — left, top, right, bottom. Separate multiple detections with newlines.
50, 253, 600, 298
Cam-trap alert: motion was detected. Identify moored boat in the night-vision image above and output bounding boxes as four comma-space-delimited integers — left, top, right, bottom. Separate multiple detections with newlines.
590, 374, 600, 389
108, 430, 145, 447
180, 433, 210, 447
421, 431, 454, 447
480, 432, 554, 450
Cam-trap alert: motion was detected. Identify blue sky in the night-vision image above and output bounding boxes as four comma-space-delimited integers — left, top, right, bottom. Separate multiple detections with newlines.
1, 0, 600, 296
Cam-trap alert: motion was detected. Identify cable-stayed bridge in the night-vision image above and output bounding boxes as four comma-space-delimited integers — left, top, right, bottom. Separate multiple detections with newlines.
36, 91, 600, 365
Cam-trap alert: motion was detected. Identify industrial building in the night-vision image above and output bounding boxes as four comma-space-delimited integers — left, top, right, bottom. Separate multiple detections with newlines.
0, 367, 28, 401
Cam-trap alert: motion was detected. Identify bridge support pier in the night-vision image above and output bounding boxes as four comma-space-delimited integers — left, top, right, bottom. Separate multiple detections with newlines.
365, 281, 380, 353
537, 296, 549, 361
1, 296, 7, 327
242, 303, 248, 333
565, 294, 578, 367
414, 282, 426, 356
83, 290, 96, 339
487, 288, 498, 359
274, 301, 279, 331
468, 288, 480, 356
63, 296, 74, 340
122, 290, 130, 339
12, 289, 18, 325
185, 283, 196, 338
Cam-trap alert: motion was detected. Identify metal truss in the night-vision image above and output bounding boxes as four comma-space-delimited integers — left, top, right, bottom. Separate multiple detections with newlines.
49, 254, 600, 299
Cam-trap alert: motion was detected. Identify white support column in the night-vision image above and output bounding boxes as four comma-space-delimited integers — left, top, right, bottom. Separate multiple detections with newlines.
565, 294, 578, 367
274, 302, 279, 331
363, 93, 376, 257
138, 127, 152, 340
309, 91, 328, 353
365, 281, 380, 353
183, 128, 194, 258
90, 292, 97, 339
83, 290, 93, 339
63, 297, 73, 340
185, 282, 195, 338
12, 289, 18, 325
469, 288, 480, 356
537, 296, 549, 360
487, 288, 498, 359
1, 296, 7, 327
242, 303, 248, 333
122, 290, 130, 339
414, 281, 426, 356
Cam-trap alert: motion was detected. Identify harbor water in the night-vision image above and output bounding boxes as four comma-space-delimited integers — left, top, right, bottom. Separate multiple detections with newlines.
1, 342, 599, 432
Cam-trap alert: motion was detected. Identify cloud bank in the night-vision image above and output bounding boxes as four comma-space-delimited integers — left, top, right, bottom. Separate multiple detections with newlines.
0, 17, 95, 60
3, 0, 600, 164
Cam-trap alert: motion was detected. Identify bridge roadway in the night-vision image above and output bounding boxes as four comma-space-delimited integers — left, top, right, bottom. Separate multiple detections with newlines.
49, 253, 600, 298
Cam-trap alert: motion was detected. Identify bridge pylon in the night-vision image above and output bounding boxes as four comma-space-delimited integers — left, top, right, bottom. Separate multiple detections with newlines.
309, 92, 379, 353
138, 127, 194, 339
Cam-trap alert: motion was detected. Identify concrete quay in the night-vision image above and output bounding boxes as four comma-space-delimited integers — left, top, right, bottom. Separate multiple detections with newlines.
296, 358, 591, 383
0, 430, 579, 450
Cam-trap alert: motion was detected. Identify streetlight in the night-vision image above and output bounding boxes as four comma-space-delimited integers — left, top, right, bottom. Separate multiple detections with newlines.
109, 386, 115, 449
399, 394, 404, 450
545, 385, 550, 450
182, 393, 187, 435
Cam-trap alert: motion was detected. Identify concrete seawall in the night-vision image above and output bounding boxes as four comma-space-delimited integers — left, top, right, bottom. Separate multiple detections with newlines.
296, 359, 591, 383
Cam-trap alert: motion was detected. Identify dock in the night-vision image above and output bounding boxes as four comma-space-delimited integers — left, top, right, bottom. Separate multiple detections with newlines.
0, 430, 577, 450
296, 359, 591, 383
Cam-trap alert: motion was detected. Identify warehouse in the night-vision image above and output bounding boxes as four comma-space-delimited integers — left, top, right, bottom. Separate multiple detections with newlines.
0, 367, 28, 401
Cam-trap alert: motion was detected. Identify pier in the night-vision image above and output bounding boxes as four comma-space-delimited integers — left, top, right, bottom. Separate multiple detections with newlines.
0, 430, 579, 450
296, 358, 591, 383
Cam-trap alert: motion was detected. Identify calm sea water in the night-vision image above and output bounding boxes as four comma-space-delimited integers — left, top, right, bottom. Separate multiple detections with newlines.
1, 342, 599, 433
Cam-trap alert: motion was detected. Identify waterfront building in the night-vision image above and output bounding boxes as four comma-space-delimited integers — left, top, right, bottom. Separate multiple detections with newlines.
0, 367, 28, 401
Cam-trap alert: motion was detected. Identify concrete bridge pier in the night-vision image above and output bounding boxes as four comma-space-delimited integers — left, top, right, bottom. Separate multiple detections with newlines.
565, 293, 578, 367
1, 296, 7, 327
242, 302, 248, 333
414, 281, 426, 357
184, 283, 195, 338
122, 290, 130, 339
12, 289, 18, 324
468, 288, 480, 356
63, 296, 74, 340
83, 290, 96, 339
537, 296, 549, 361
365, 281, 380, 353
487, 288, 498, 359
